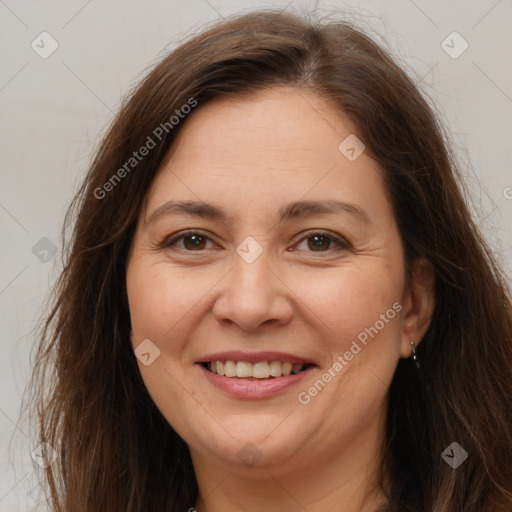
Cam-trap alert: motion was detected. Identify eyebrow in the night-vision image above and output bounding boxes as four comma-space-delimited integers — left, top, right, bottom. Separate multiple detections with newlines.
146, 199, 372, 226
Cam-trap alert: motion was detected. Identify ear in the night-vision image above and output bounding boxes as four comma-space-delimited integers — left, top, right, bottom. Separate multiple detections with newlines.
399, 257, 435, 358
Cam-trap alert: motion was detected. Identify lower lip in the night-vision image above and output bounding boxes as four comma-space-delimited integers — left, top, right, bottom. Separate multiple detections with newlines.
198, 364, 314, 399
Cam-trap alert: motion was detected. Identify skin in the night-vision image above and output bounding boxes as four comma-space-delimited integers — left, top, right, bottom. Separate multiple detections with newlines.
126, 87, 435, 512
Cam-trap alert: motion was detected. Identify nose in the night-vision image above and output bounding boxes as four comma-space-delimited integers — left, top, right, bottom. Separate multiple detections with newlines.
212, 251, 294, 332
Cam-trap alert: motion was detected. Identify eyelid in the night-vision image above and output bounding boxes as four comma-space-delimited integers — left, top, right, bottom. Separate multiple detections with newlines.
292, 229, 351, 251
161, 229, 216, 249
161, 228, 351, 252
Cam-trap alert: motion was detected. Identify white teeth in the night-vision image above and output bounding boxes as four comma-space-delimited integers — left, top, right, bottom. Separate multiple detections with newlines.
207, 360, 307, 378
269, 360, 282, 377
281, 362, 293, 376
253, 362, 270, 378
236, 361, 252, 377
225, 360, 237, 377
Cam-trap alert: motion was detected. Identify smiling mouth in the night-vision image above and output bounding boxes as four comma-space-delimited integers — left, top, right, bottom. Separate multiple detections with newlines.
201, 360, 315, 379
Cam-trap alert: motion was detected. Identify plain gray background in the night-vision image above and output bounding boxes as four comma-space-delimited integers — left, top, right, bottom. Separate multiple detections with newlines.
1, 0, 511, 509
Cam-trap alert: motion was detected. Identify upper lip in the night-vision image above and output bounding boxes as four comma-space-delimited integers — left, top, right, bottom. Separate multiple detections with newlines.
196, 351, 315, 365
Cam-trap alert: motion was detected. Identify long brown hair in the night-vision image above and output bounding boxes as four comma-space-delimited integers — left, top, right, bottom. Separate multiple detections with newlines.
27, 9, 512, 511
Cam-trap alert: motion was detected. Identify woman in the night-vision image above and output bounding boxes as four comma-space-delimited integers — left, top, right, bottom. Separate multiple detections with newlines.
29, 9, 512, 512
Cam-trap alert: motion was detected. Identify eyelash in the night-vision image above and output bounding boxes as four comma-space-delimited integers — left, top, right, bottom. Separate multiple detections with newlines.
161, 229, 351, 253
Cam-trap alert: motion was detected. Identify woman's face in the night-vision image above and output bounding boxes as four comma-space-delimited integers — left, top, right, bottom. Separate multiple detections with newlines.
126, 87, 431, 479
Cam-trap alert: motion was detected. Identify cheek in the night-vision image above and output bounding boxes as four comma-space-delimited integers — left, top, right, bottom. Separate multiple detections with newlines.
126, 260, 198, 424
291, 265, 403, 344
127, 266, 172, 338
127, 259, 209, 342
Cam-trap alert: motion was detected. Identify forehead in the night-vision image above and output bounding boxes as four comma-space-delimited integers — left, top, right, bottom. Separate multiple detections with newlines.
144, 87, 391, 224
167, 87, 359, 167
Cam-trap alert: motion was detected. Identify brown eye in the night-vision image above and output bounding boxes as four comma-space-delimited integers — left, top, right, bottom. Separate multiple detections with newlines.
294, 232, 349, 253
306, 234, 332, 251
163, 232, 214, 251
182, 234, 207, 250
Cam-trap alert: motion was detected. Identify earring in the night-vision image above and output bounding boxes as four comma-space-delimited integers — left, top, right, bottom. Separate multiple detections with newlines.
410, 341, 420, 370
